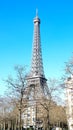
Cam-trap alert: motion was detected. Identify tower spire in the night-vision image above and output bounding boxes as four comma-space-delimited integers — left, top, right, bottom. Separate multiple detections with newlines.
30, 12, 45, 78
36, 8, 38, 17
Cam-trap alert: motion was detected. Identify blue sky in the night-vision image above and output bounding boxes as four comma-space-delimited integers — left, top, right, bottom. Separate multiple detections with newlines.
0, 0, 73, 94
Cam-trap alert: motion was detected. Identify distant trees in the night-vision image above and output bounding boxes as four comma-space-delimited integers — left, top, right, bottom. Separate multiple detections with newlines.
0, 96, 16, 130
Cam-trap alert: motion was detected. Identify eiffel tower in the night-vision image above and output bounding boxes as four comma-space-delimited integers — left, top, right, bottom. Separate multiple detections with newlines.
23, 11, 48, 128
26, 11, 48, 99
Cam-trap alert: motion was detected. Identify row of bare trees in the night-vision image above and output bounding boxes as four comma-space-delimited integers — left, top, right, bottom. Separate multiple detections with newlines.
1, 55, 73, 130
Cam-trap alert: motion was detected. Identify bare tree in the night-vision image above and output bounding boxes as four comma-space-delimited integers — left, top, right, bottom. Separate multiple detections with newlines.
39, 78, 66, 130
64, 55, 73, 77
5, 65, 28, 130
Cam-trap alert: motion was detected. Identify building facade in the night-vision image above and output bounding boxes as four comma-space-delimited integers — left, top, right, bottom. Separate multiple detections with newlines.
65, 75, 73, 130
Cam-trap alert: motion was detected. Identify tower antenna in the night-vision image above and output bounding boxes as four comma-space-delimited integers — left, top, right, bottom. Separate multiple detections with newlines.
36, 8, 38, 17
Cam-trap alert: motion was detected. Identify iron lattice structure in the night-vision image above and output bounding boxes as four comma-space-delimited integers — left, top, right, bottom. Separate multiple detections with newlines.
23, 12, 49, 129
26, 13, 48, 98
31, 14, 44, 77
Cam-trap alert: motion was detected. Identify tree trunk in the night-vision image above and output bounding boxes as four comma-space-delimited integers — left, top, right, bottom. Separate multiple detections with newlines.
62, 122, 63, 130
46, 113, 50, 130
19, 108, 22, 130
8, 121, 11, 130
0, 124, 3, 130
3, 121, 5, 130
